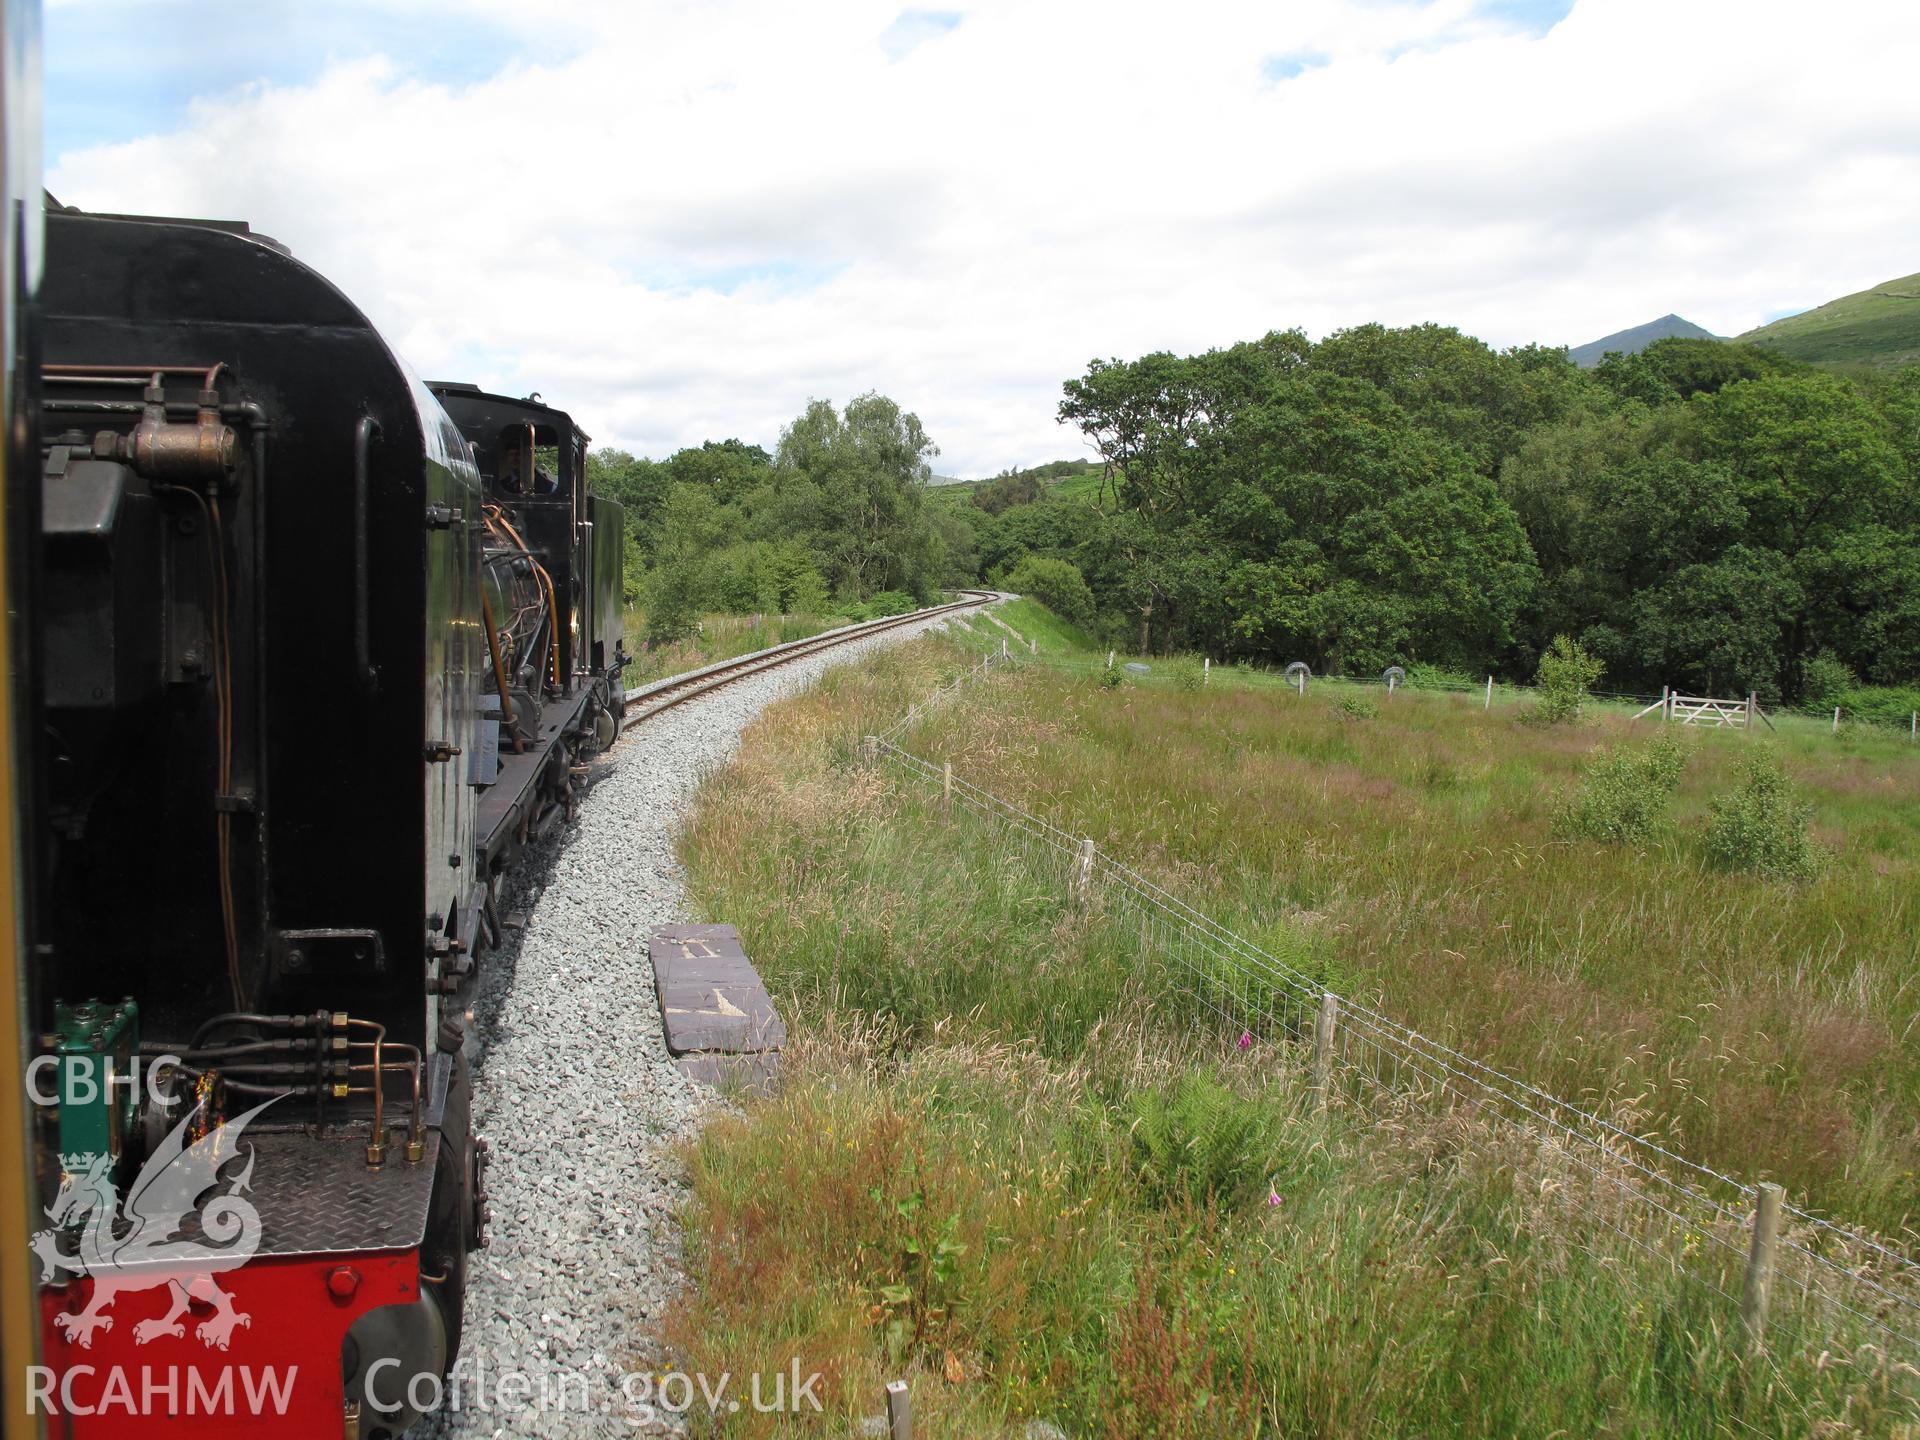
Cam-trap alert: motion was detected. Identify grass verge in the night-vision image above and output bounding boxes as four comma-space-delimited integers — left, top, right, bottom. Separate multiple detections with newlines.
623, 610, 843, 686
663, 631, 1920, 1437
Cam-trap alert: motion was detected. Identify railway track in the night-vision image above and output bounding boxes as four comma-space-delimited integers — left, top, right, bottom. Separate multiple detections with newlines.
618, 589, 995, 727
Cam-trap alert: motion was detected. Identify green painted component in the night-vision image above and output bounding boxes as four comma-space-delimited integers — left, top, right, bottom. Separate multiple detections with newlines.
53, 997, 140, 1169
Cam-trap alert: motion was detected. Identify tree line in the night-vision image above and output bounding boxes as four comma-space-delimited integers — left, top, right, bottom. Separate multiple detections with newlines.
956, 330, 1919, 703
585, 393, 975, 643
585, 327, 1918, 704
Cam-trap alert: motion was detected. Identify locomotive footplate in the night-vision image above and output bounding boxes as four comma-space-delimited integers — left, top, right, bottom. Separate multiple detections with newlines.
237, 1108, 441, 1260
33, 1056, 458, 1438
151, 1052, 451, 1261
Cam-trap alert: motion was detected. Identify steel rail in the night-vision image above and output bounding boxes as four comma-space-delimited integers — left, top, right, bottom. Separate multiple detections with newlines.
617, 591, 995, 729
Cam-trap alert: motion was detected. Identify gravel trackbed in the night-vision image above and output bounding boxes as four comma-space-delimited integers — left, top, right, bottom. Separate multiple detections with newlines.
426, 611, 974, 1438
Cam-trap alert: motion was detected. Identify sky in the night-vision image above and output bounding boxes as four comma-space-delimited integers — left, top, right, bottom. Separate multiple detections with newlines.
44, 0, 1920, 475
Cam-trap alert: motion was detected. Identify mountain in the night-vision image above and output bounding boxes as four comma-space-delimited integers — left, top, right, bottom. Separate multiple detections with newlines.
1568, 314, 1719, 368
1738, 272, 1920, 369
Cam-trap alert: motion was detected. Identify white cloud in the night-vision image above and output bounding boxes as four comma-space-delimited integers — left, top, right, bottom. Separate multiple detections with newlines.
47, 0, 1920, 473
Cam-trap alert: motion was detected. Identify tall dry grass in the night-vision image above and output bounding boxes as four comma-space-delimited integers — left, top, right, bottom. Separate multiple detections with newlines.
661, 631, 1920, 1437
896, 662, 1920, 1233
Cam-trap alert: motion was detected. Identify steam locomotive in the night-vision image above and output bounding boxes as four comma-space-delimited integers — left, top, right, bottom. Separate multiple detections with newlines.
20, 202, 627, 1436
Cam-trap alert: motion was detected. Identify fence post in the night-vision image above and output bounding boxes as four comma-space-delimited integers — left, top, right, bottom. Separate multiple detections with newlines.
1107, 649, 1115, 670
1312, 992, 1338, 1105
1746, 691, 1756, 730
862, 734, 879, 767
942, 761, 952, 807
1296, 670, 1306, 698
1203, 657, 1210, 687
1073, 837, 1095, 907
886, 1379, 912, 1440
1030, 636, 1037, 654
1001, 637, 1008, 660
1912, 711, 1916, 742
1387, 672, 1397, 696
1660, 684, 1670, 722
1833, 706, 1841, 734
1741, 1182, 1785, 1352
1484, 676, 1493, 710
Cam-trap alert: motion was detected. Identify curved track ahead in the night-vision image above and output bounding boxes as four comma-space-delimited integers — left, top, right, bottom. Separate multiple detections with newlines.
618, 590, 995, 728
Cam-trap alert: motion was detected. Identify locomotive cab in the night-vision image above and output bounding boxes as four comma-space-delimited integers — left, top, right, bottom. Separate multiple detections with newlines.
427, 384, 626, 880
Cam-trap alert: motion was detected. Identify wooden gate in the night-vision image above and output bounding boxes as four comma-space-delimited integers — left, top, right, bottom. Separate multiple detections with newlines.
1633, 688, 1772, 730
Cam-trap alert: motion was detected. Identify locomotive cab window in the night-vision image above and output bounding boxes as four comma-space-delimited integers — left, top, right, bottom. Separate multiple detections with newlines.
493, 422, 564, 497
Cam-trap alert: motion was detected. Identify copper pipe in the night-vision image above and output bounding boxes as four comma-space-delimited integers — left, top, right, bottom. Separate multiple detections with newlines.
42, 362, 220, 377
346, 1020, 386, 1165
477, 582, 525, 754
485, 505, 563, 690
152, 479, 242, 1008
348, 1044, 422, 1163
209, 490, 241, 1009
538, 563, 561, 688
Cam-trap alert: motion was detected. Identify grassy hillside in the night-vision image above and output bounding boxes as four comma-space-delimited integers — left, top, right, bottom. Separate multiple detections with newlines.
982, 595, 1097, 652
1045, 465, 1107, 504
925, 459, 1105, 513
666, 631, 1919, 1437
1740, 270, 1920, 368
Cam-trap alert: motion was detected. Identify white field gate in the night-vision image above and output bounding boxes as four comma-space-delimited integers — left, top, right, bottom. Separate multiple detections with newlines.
1633, 687, 1774, 730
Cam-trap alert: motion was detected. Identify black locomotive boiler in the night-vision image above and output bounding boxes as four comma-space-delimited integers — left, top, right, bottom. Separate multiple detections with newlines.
27, 204, 626, 1438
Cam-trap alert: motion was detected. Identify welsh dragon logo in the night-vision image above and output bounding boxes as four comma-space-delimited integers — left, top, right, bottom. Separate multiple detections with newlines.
30, 1099, 279, 1351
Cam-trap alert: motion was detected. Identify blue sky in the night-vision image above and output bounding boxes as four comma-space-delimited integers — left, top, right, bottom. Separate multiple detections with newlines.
1475, 0, 1575, 36
879, 8, 963, 62
46, 0, 576, 156
43, 0, 1920, 472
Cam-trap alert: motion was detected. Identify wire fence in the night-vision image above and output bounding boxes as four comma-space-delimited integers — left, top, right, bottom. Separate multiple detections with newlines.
878, 639, 1021, 745
1037, 650, 1920, 740
863, 669, 1920, 1370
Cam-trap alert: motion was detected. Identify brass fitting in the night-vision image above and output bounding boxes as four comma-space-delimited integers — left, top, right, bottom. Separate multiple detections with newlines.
97, 383, 236, 482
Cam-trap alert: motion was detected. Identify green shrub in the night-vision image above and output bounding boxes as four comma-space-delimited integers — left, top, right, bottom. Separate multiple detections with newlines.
1099, 659, 1123, 690
1836, 683, 1920, 728
1002, 554, 1096, 627
1533, 634, 1604, 723
865, 589, 917, 618
1173, 661, 1204, 692
1554, 732, 1686, 845
643, 566, 701, 645
1124, 1073, 1276, 1210
1334, 691, 1378, 720
1406, 662, 1476, 692
1800, 652, 1857, 712
836, 590, 919, 622
783, 566, 831, 616
1703, 752, 1822, 881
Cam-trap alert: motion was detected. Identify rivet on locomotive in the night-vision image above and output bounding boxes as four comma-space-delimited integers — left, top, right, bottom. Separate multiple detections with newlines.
26, 204, 627, 1436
